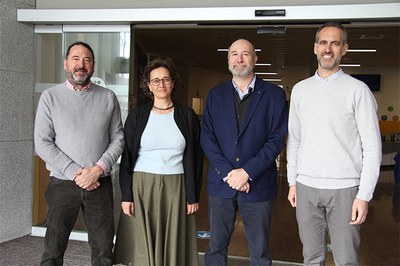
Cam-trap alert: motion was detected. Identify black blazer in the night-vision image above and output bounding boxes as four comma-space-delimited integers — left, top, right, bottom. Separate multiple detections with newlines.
119, 102, 203, 204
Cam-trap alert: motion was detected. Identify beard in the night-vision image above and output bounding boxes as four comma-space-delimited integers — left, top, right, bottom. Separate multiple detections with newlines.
71, 73, 89, 85
317, 53, 342, 71
67, 68, 91, 85
229, 64, 253, 77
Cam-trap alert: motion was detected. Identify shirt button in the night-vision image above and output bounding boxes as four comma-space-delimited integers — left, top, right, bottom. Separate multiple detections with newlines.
236, 157, 240, 162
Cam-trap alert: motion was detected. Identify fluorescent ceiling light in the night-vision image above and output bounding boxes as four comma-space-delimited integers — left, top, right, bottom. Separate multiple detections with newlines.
263, 78, 282, 82
217, 48, 262, 52
256, 72, 277, 75
256, 63, 272, 66
340, 64, 361, 67
347, 49, 376, 52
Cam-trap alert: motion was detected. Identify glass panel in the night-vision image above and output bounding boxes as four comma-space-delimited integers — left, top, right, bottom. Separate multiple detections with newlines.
33, 31, 130, 232
63, 32, 130, 122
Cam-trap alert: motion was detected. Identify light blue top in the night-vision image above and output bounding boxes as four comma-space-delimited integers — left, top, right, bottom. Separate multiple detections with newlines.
134, 111, 186, 174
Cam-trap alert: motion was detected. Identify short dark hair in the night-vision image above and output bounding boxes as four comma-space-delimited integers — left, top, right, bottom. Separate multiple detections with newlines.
65, 41, 95, 62
140, 57, 180, 98
315, 22, 348, 44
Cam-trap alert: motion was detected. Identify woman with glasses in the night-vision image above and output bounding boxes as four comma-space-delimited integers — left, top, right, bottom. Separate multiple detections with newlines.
114, 57, 203, 266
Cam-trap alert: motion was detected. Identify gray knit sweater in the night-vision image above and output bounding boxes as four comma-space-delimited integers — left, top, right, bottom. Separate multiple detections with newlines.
34, 83, 124, 180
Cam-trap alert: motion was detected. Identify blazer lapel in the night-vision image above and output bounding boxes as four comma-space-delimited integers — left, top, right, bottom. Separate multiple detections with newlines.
238, 82, 264, 138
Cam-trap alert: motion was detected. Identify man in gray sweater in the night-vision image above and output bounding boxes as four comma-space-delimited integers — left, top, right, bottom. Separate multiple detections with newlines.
34, 41, 124, 266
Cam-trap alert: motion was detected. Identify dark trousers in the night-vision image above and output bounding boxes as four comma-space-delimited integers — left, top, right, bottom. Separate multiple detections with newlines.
40, 176, 114, 266
204, 194, 273, 266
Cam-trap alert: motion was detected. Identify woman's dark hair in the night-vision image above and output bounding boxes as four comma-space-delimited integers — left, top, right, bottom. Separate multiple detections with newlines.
65, 41, 95, 62
140, 57, 180, 98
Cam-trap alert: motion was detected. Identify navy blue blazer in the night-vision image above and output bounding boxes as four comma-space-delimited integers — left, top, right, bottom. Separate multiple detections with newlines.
200, 77, 288, 202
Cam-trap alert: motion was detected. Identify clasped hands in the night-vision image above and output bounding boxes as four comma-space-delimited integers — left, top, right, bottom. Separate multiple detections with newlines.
226, 168, 250, 193
73, 165, 103, 191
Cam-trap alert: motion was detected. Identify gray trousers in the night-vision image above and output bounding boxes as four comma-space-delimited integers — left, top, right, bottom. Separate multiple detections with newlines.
296, 182, 360, 266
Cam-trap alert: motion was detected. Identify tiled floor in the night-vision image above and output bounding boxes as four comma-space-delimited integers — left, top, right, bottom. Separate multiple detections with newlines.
2, 165, 399, 265
0, 235, 299, 266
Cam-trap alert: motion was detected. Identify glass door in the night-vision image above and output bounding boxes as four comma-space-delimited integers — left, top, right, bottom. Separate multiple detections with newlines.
33, 28, 130, 234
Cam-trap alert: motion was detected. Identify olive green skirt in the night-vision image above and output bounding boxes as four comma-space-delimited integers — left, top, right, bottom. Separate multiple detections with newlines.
114, 172, 199, 266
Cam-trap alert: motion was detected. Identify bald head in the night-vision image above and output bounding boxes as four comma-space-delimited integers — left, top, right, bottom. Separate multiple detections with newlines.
228, 39, 257, 59
227, 39, 258, 78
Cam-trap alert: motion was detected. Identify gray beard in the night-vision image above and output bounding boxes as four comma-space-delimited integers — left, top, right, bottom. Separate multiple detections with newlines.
71, 73, 89, 85
229, 66, 252, 77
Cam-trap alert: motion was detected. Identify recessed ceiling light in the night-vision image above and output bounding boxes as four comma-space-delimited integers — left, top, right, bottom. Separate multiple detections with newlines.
217, 48, 262, 52
347, 49, 376, 52
263, 78, 282, 82
340, 64, 361, 67
256, 72, 277, 75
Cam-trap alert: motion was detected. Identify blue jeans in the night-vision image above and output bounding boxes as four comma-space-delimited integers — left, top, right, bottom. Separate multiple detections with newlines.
40, 176, 114, 266
204, 194, 272, 266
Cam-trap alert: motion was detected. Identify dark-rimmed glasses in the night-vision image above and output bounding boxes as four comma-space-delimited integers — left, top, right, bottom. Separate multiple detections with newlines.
150, 77, 173, 86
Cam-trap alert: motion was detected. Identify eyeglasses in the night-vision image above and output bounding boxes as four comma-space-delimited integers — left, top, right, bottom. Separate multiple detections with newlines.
150, 77, 173, 86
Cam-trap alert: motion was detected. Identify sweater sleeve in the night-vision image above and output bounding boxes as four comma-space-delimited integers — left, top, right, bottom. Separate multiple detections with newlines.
354, 86, 382, 201
34, 91, 81, 180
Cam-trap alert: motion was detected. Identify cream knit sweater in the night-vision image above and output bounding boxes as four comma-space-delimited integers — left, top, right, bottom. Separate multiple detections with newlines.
287, 70, 382, 201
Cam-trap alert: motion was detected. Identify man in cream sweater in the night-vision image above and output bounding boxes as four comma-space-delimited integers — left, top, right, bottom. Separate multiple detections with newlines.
287, 22, 382, 265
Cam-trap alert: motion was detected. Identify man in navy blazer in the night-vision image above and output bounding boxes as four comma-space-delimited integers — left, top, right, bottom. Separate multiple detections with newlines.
201, 39, 288, 266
